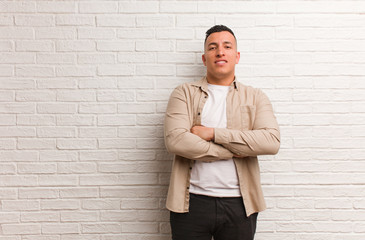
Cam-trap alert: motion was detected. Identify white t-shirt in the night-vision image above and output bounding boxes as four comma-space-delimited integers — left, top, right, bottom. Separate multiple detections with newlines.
189, 83, 241, 197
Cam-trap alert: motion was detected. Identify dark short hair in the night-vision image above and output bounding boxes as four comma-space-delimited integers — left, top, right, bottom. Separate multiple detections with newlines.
204, 25, 236, 44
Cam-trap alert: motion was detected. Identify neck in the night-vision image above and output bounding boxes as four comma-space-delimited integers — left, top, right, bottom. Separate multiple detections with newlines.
206, 72, 235, 86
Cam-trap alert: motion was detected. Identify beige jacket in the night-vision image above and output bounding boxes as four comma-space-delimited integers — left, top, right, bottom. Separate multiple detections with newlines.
164, 77, 280, 217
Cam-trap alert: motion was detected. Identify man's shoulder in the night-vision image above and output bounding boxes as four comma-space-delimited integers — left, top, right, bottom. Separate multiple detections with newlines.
173, 78, 203, 91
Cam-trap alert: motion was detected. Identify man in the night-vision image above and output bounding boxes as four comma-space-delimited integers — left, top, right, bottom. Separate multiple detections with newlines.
164, 25, 280, 240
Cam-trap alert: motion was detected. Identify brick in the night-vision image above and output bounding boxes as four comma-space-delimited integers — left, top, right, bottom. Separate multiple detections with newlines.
122, 222, 158, 233
97, 41, 135, 51
197, 2, 275, 13
41, 200, 79, 210
0, 163, 16, 173
136, 114, 164, 125
56, 66, 95, 77
177, 15, 214, 27
79, 103, 117, 114
37, 103, 77, 114
118, 52, 156, 63
137, 15, 174, 27
2, 224, 41, 235
38, 1, 76, 13
37, 53, 75, 64
98, 138, 135, 149
157, 53, 195, 63
97, 115, 135, 126
56, 115, 94, 126
0, 52, 35, 63
80, 150, 118, 161
0, 213, 19, 224
0, 66, 13, 76
100, 187, 167, 198
136, 65, 175, 76
60, 188, 98, 199
96, 15, 135, 27
97, 65, 134, 76
0, 151, 38, 162
0, 40, 13, 51
119, 1, 159, 13
118, 126, 162, 138
18, 138, 55, 150
57, 139, 97, 150
117, 28, 154, 39
16, 66, 54, 77
78, 53, 115, 64
58, 163, 97, 174
97, 90, 134, 102
121, 198, 158, 210
0, 27, 34, 39
15, 15, 54, 26
80, 174, 158, 186
17, 163, 56, 174
40, 150, 77, 162
82, 199, 120, 210
56, 40, 95, 52
61, 211, 98, 222
79, 127, 117, 138
0, 2, 35, 13
160, 2, 197, 13
277, 2, 365, 13
79, 78, 117, 89
56, 15, 94, 26
136, 40, 174, 52
0, 188, 17, 199
79, 2, 118, 13
16, 91, 56, 102
2, 200, 39, 211
38, 175, 78, 187
81, 223, 122, 234
37, 79, 77, 89
42, 224, 79, 234
156, 28, 194, 39
35, 27, 75, 39
57, 90, 96, 102
100, 210, 137, 222
19, 188, 58, 199
78, 28, 115, 39
21, 212, 59, 222
118, 77, 154, 89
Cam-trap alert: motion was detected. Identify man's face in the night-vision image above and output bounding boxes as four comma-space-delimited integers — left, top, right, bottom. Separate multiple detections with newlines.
202, 31, 240, 79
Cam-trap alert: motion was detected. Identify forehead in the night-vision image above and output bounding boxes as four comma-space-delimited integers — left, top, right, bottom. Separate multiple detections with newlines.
205, 31, 236, 45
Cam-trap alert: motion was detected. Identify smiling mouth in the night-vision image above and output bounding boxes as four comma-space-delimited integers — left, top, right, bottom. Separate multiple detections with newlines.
215, 60, 227, 64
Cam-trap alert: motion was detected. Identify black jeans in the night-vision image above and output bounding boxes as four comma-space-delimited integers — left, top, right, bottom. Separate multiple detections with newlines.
170, 193, 258, 240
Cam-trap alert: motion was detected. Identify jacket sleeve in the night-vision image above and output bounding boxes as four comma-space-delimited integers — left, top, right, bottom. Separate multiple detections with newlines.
164, 85, 234, 162
214, 89, 280, 157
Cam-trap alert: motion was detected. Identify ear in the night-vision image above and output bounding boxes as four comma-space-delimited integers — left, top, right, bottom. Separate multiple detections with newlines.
202, 54, 207, 66
235, 52, 240, 64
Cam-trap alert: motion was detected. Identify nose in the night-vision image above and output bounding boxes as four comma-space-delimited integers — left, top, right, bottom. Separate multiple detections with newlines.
216, 47, 225, 57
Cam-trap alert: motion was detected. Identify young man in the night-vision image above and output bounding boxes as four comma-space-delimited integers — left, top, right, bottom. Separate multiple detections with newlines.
164, 25, 280, 240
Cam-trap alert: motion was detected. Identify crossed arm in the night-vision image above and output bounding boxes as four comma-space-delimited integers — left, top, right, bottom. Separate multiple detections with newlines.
164, 86, 280, 161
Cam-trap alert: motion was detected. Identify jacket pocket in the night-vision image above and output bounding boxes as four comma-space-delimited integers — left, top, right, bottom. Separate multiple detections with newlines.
240, 105, 256, 130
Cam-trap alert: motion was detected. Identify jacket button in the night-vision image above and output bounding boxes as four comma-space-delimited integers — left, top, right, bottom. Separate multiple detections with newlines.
198, 112, 200, 115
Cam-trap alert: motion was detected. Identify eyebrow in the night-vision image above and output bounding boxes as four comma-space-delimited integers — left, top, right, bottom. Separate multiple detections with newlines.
207, 41, 233, 47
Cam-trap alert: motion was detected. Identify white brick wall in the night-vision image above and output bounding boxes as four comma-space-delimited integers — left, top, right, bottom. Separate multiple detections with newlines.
0, 1, 364, 239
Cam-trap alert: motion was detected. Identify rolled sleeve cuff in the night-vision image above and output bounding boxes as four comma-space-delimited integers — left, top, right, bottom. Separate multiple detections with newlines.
214, 128, 229, 145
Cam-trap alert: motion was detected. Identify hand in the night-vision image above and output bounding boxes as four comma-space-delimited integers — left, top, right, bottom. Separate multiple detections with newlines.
190, 125, 214, 141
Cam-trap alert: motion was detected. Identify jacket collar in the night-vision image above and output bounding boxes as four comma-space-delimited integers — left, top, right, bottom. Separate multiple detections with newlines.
192, 76, 238, 92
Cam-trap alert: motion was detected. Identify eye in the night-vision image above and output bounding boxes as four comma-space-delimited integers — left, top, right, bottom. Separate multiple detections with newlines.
225, 46, 232, 49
